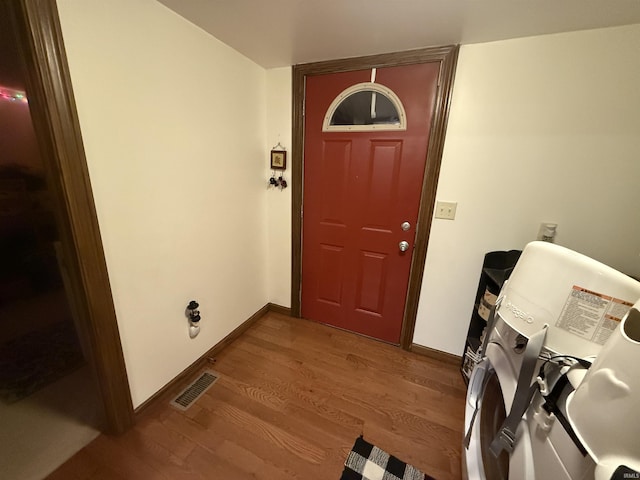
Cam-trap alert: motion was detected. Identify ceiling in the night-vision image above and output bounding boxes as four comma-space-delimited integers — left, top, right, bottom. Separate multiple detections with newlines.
157, 0, 640, 68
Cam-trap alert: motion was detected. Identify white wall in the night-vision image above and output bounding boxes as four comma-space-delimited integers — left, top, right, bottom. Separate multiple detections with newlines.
414, 24, 640, 355
57, 0, 269, 407
266, 68, 292, 307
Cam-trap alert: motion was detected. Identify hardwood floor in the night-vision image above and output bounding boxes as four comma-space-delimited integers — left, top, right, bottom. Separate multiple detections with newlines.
46, 312, 467, 480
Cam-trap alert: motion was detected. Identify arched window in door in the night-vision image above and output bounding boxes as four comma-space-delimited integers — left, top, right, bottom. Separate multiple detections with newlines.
322, 82, 407, 132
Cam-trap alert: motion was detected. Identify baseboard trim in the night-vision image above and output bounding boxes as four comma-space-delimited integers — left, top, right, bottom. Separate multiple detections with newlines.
410, 343, 461, 366
268, 303, 292, 316
134, 303, 270, 417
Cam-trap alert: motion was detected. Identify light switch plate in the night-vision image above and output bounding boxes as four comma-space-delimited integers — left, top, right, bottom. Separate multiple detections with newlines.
435, 201, 457, 220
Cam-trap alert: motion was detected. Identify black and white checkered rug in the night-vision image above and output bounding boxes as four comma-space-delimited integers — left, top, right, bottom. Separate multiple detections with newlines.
340, 436, 435, 480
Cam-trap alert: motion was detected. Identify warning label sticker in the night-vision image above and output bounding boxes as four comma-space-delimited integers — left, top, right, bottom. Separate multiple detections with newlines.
556, 286, 634, 345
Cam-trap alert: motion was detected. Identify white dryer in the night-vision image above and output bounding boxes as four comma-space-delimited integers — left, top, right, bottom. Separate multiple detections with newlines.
463, 242, 640, 480
464, 314, 535, 480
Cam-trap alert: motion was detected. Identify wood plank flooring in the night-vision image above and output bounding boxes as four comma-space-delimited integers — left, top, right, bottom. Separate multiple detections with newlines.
46, 312, 467, 480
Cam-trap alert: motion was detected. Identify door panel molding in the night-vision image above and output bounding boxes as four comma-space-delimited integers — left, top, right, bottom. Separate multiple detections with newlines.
292, 46, 459, 349
7, 0, 134, 433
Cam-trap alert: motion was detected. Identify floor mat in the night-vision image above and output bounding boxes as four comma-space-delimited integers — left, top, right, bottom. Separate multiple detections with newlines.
0, 321, 85, 404
340, 436, 435, 480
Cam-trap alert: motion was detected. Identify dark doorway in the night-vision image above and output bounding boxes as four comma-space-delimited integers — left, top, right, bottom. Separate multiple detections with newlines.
0, 0, 135, 476
0, 10, 102, 479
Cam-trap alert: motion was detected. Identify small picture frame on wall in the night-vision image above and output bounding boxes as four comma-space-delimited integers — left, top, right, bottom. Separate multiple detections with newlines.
270, 150, 287, 170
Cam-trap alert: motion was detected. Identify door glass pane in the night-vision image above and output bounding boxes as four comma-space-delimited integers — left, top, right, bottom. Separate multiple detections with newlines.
331, 90, 400, 126
323, 82, 406, 132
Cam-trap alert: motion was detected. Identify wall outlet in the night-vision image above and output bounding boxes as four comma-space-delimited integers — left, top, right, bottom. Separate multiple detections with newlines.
537, 222, 558, 242
435, 201, 457, 220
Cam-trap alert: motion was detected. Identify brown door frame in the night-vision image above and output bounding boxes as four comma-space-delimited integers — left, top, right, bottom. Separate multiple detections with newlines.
6, 0, 134, 434
291, 46, 459, 349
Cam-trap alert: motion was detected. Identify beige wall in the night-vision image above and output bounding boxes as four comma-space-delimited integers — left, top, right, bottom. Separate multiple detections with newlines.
57, 0, 269, 407
414, 24, 640, 355
265, 68, 292, 307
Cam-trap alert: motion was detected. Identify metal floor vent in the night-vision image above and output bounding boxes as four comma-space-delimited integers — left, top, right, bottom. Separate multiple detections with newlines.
170, 370, 219, 411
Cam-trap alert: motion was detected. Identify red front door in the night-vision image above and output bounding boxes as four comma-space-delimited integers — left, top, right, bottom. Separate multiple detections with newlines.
301, 63, 439, 343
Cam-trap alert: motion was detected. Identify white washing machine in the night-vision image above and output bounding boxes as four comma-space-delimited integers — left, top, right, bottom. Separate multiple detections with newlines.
463, 242, 640, 480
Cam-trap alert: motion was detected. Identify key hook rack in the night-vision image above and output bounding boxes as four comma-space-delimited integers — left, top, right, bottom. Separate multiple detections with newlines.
268, 140, 288, 190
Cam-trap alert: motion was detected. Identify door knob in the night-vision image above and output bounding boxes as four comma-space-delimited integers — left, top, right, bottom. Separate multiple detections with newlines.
399, 241, 410, 252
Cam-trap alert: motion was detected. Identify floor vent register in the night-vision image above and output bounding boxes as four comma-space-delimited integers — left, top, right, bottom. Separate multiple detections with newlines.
170, 370, 219, 411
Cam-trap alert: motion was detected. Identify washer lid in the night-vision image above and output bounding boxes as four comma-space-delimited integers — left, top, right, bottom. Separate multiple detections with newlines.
498, 242, 640, 359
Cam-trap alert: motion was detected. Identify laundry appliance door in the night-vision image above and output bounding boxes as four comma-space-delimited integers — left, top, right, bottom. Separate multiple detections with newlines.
463, 342, 535, 480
